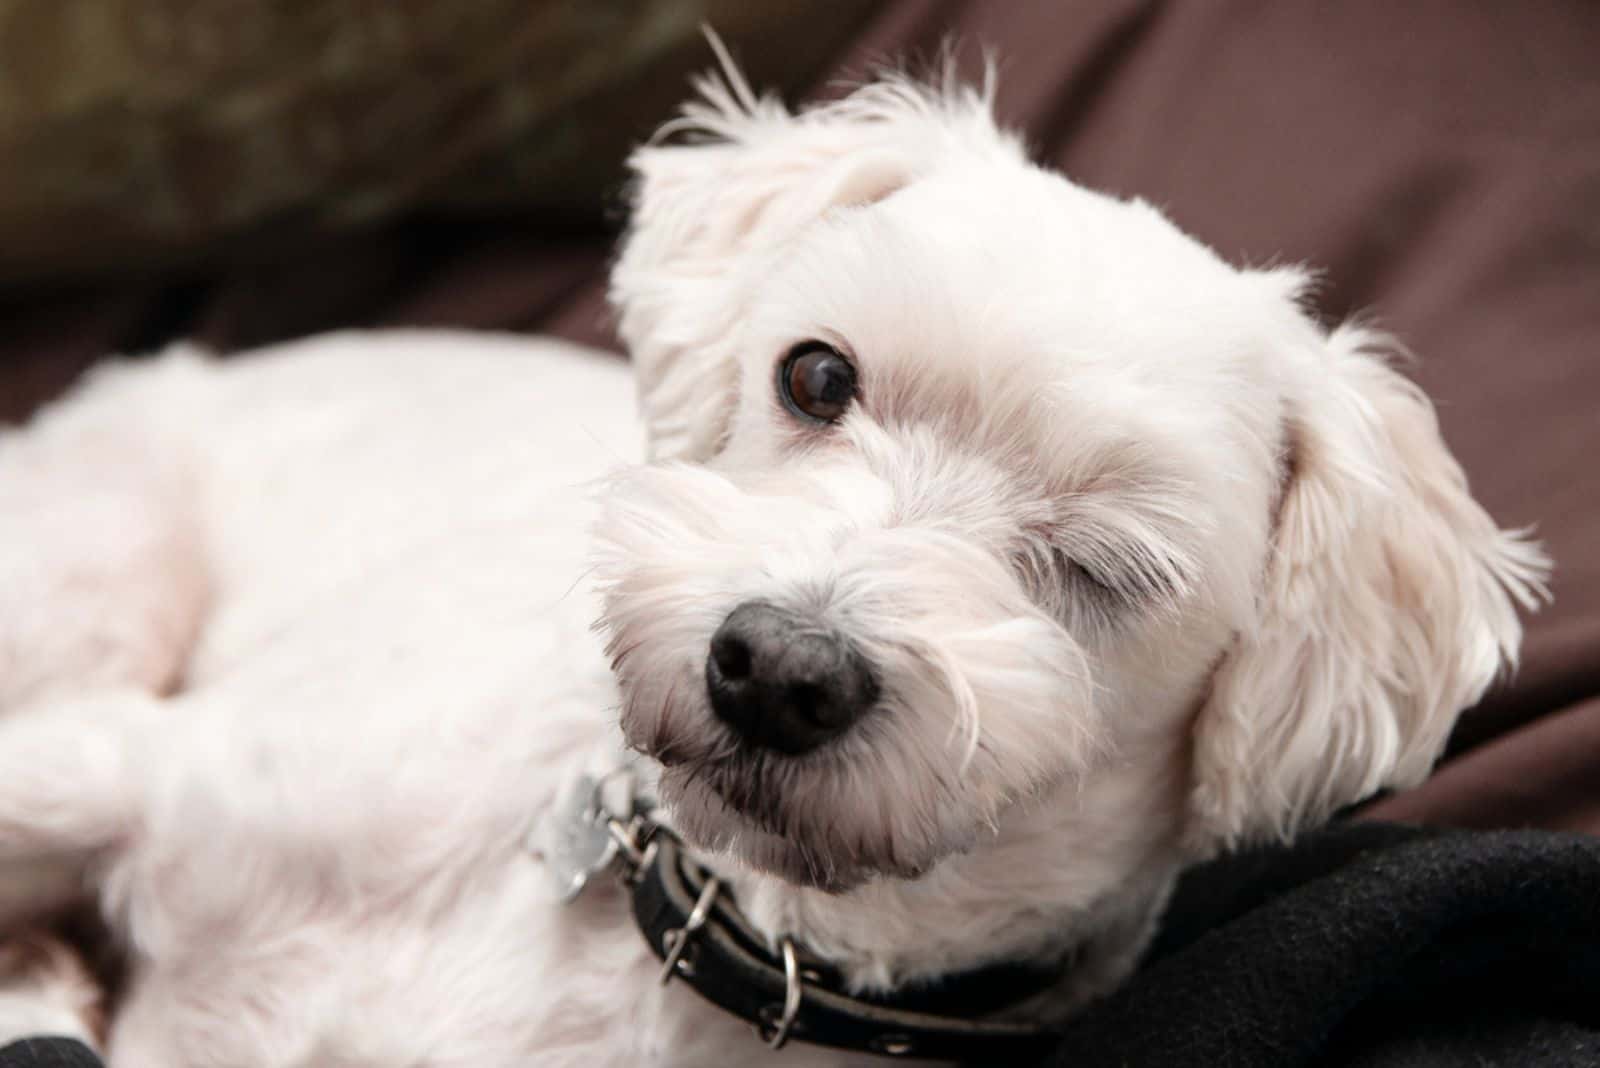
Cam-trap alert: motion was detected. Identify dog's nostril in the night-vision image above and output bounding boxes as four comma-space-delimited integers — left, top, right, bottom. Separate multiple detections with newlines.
711, 633, 753, 681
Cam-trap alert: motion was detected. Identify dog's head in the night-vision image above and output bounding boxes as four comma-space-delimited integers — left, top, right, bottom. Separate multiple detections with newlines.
596, 59, 1547, 894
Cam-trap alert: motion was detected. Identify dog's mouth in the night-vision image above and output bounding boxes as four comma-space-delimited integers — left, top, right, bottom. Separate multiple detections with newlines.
652, 751, 942, 894
660, 766, 868, 892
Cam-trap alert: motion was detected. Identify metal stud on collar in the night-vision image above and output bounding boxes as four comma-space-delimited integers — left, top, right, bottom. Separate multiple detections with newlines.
606, 814, 658, 883
658, 875, 722, 985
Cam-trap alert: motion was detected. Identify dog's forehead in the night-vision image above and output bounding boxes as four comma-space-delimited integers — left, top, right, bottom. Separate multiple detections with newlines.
761, 164, 1276, 474
772, 166, 1260, 376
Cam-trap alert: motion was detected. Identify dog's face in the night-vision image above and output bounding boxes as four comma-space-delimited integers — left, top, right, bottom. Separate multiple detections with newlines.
596, 68, 1546, 895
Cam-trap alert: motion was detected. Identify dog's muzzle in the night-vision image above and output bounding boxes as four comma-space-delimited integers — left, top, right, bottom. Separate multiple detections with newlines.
706, 601, 879, 755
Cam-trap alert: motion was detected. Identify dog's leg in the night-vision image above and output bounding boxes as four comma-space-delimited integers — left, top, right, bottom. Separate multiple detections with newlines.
0, 688, 155, 936
0, 691, 149, 861
0, 354, 211, 937
0, 930, 104, 1055
0, 629, 160, 1053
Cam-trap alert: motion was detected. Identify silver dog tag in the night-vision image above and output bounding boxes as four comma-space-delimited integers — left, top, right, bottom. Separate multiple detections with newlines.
540, 772, 620, 903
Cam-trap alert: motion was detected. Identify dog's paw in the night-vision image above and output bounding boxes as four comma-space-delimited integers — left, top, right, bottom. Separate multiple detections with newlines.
0, 931, 102, 1050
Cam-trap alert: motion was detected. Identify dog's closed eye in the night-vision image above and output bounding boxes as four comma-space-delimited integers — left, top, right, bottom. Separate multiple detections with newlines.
1015, 537, 1190, 630
778, 341, 858, 424
1012, 543, 1095, 616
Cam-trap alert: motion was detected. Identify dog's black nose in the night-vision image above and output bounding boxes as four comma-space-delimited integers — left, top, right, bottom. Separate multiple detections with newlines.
706, 601, 878, 755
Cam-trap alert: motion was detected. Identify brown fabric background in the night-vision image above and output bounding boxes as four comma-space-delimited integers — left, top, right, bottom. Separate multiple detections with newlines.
0, 0, 878, 283
2, 1, 1596, 833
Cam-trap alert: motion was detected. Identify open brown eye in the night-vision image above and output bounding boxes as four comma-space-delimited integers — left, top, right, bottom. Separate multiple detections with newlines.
779, 342, 857, 423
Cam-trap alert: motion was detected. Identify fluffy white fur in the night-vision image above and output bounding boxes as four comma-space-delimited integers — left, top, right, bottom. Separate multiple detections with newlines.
0, 55, 1547, 1066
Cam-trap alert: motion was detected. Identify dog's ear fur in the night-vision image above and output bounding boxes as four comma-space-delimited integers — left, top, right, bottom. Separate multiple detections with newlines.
611, 43, 1018, 460
1188, 296, 1550, 851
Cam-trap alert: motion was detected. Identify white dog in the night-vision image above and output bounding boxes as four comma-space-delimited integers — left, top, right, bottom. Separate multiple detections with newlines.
0, 55, 1548, 1066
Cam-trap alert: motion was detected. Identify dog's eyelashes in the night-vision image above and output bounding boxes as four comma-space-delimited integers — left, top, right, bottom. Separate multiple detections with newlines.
778, 341, 858, 424
1065, 559, 1138, 627
1066, 559, 1118, 601
1013, 542, 1163, 628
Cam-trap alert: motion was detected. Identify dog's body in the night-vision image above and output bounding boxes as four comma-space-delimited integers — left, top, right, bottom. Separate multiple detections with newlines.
0, 335, 710, 1066
0, 60, 1547, 1067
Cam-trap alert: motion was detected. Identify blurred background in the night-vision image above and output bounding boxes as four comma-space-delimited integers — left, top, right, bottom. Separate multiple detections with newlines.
0, 1, 1596, 834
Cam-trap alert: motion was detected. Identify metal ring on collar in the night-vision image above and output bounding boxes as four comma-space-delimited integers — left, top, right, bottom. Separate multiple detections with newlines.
758, 938, 803, 1049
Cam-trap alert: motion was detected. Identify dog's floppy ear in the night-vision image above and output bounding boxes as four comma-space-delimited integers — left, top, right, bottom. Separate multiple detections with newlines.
610, 43, 1018, 460
1188, 299, 1549, 851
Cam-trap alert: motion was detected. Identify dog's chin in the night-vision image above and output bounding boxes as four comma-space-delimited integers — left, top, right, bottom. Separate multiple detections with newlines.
657, 765, 936, 895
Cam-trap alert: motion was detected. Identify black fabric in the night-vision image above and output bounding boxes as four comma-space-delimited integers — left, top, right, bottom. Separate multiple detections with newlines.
1044, 822, 1600, 1068
0, 1039, 103, 1068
